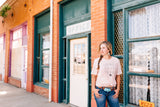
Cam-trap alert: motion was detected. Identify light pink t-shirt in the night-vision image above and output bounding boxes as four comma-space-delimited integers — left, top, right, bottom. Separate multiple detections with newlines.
91, 57, 122, 87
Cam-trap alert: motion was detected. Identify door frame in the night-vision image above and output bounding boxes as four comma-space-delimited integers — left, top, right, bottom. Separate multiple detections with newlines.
0, 34, 5, 81
21, 46, 27, 89
59, 32, 91, 107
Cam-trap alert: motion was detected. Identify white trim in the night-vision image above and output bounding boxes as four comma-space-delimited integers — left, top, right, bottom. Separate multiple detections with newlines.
49, 0, 53, 102
66, 20, 91, 36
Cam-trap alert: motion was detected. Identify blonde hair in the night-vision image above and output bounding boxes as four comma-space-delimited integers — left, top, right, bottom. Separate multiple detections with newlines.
98, 41, 112, 55
97, 41, 113, 70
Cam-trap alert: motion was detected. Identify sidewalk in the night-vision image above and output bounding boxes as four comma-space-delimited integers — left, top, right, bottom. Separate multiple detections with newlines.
0, 81, 70, 107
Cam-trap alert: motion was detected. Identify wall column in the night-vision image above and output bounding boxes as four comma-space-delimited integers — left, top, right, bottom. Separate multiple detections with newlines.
91, 0, 107, 106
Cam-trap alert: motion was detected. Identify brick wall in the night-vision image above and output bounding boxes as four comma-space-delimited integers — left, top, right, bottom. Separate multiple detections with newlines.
26, 0, 50, 93
51, 0, 62, 102
91, 0, 107, 107
8, 77, 21, 88
34, 85, 49, 98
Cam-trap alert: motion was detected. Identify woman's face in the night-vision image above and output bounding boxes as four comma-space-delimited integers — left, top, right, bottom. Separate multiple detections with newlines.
100, 44, 109, 56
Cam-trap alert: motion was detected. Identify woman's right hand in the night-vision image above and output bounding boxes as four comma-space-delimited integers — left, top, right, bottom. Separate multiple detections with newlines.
94, 88, 102, 98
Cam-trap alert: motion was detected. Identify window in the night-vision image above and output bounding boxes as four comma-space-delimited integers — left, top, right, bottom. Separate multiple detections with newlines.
41, 33, 50, 84
11, 28, 23, 79
128, 3, 160, 107
12, 28, 22, 49
113, 10, 124, 103
128, 3, 160, 74
0, 36, 3, 50
129, 4, 160, 38
34, 9, 50, 87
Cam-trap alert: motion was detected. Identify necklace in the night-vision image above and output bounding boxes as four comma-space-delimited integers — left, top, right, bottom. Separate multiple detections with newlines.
108, 63, 112, 77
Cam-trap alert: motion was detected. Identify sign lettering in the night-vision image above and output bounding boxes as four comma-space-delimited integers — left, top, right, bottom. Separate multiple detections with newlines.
139, 100, 155, 107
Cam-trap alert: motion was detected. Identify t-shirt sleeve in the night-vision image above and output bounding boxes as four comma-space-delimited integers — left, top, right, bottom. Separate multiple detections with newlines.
91, 59, 98, 75
116, 59, 122, 75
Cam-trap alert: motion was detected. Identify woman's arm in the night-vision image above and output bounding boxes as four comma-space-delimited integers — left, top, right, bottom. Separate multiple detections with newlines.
116, 75, 121, 91
113, 75, 121, 98
92, 75, 97, 91
92, 75, 101, 98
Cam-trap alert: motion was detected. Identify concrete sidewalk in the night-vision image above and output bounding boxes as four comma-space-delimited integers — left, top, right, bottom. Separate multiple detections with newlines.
0, 81, 70, 107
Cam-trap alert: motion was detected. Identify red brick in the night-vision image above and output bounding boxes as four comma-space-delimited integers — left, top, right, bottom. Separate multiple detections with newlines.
8, 77, 21, 88
34, 85, 49, 98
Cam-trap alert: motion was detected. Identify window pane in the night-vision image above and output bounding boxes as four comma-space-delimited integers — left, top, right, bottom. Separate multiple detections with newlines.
129, 3, 160, 38
42, 33, 50, 49
13, 28, 22, 40
129, 40, 160, 74
73, 43, 86, 74
0, 37, 3, 50
11, 47, 23, 79
129, 75, 160, 107
12, 39, 22, 48
114, 11, 123, 55
42, 68, 49, 84
0, 37, 3, 45
42, 50, 50, 66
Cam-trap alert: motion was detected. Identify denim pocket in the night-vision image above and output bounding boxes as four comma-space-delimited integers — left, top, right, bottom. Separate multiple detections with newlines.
98, 89, 102, 94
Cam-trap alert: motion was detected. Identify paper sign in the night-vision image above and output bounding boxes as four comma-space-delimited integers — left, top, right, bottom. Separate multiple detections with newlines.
139, 100, 155, 107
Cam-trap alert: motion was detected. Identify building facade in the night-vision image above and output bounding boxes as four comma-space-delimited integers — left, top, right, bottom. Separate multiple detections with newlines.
0, 0, 160, 107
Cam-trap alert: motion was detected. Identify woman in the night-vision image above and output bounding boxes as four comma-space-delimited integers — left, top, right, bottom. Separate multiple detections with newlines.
91, 41, 122, 107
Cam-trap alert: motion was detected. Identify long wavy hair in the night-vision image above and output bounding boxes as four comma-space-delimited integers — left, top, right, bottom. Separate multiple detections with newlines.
97, 41, 113, 70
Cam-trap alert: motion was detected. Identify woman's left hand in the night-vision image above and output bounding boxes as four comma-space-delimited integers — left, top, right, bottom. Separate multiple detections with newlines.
113, 89, 119, 98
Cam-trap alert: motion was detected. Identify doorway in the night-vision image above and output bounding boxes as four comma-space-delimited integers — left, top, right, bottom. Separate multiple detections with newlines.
0, 35, 5, 81
70, 37, 88, 107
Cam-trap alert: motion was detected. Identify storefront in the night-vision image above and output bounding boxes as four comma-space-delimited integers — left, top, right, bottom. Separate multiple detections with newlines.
33, 9, 50, 89
58, 0, 91, 107
9, 23, 28, 88
1, 0, 160, 107
0, 34, 5, 81
112, 0, 160, 106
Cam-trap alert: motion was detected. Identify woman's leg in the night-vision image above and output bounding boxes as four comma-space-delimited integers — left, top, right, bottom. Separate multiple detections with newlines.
94, 93, 107, 107
107, 91, 120, 107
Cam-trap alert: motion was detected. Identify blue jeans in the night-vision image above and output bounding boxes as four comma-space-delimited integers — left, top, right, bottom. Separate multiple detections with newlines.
94, 86, 120, 107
